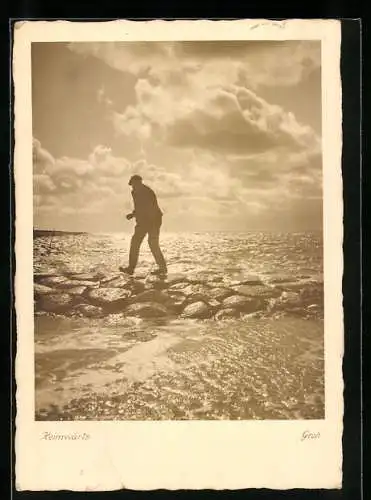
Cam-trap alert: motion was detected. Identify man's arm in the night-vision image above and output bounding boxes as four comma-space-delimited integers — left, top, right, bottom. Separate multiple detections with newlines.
126, 192, 136, 220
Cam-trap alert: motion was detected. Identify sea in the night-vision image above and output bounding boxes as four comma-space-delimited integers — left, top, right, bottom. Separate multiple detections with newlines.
34, 231, 325, 421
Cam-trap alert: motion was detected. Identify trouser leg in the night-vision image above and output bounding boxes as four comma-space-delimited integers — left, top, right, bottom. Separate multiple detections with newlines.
147, 221, 167, 270
128, 225, 147, 271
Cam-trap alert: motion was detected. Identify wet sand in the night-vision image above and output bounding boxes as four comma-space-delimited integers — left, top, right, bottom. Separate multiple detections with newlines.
35, 315, 324, 420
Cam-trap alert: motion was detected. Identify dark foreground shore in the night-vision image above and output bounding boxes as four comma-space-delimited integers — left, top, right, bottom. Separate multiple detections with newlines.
35, 313, 324, 421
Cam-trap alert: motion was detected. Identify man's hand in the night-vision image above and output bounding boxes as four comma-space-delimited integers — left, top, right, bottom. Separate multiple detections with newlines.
126, 213, 134, 220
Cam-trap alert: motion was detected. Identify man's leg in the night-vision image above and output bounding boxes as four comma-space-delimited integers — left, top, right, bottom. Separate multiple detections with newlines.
148, 220, 167, 272
125, 224, 147, 273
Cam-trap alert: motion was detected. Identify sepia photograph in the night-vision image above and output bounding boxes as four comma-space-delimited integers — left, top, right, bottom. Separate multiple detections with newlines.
14, 19, 345, 491
31, 38, 325, 422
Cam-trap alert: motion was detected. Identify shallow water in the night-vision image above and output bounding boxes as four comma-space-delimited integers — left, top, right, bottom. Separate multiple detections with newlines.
34, 231, 324, 420
34, 231, 323, 282
35, 314, 324, 421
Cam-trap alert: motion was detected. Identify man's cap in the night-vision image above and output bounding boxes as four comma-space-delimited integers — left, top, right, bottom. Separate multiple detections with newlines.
129, 174, 142, 185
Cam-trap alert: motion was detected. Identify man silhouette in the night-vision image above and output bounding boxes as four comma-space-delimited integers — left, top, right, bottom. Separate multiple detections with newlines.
119, 175, 167, 276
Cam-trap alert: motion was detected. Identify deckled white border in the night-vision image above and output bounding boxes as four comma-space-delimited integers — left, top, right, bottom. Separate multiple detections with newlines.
13, 19, 343, 491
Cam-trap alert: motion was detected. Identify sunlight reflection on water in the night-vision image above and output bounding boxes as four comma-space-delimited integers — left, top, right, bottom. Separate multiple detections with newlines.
34, 231, 324, 421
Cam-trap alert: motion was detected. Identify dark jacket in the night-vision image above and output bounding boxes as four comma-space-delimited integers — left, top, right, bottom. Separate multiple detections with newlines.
132, 184, 163, 224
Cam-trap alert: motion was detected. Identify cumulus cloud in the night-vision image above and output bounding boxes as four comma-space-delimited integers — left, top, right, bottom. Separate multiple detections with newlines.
226, 145, 323, 216
68, 40, 320, 90
114, 80, 320, 155
33, 138, 55, 173
97, 86, 113, 107
67, 41, 321, 163
68, 42, 173, 79
88, 145, 131, 177
33, 174, 57, 194
33, 129, 322, 231
33, 140, 115, 219
228, 145, 322, 183
33, 139, 247, 228
112, 107, 153, 142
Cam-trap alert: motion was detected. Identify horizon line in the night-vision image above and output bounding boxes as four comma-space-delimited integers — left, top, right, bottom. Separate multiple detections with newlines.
34, 228, 323, 234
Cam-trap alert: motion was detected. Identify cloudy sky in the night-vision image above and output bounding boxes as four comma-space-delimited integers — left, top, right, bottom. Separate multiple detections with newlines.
32, 41, 322, 233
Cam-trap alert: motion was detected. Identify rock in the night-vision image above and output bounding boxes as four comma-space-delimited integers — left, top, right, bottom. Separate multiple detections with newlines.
99, 273, 120, 285
101, 275, 134, 288
208, 287, 235, 301
100, 273, 124, 284
34, 273, 59, 283
65, 272, 103, 281
241, 311, 263, 320
305, 303, 323, 319
228, 280, 244, 287
281, 291, 300, 302
270, 274, 296, 284
208, 299, 221, 310
108, 276, 145, 294
37, 293, 75, 313
185, 292, 210, 305
59, 279, 99, 289
276, 279, 323, 295
166, 290, 187, 310
66, 286, 87, 296
124, 302, 170, 318
278, 286, 323, 312
128, 280, 146, 294
73, 304, 105, 318
228, 275, 262, 286
169, 281, 190, 291
144, 275, 168, 290
182, 284, 211, 297
239, 275, 263, 285
167, 289, 186, 299
87, 288, 131, 309
300, 297, 323, 310
222, 294, 263, 313
171, 297, 188, 312
270, 291, 300, 312
182, 301, 213, 319
307, 303, 320, 311
165, 274, 188, 286
129, 290, 174, 306
209, 276, 224, 283
34, 283, 56, 296
98, 275, 145, 294
38, 276, 70, 287
215, 308, 240, 320
285, 306, 307, 317
300, 283, 323, 299
233, 284, 281, 299
38, 275, 98, 289
187, 276, 210, 284
276, 281, 306, 292
224, 266, 243, 273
